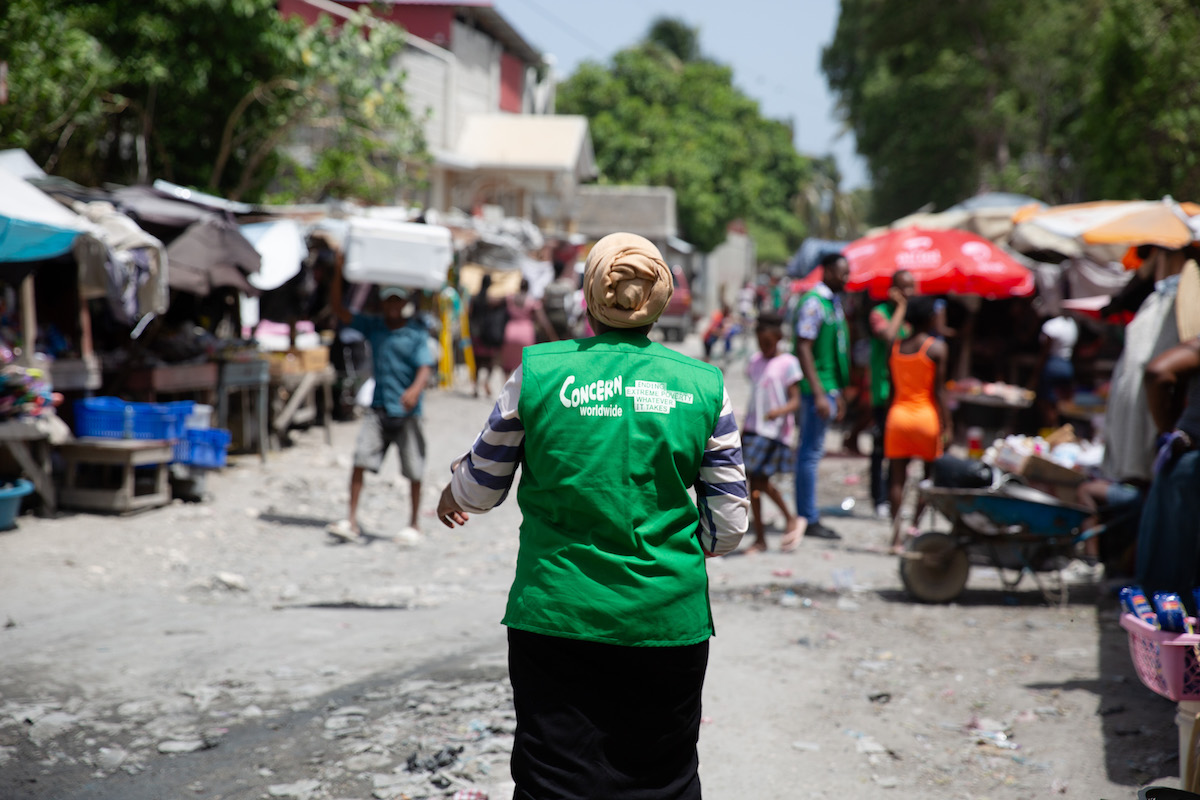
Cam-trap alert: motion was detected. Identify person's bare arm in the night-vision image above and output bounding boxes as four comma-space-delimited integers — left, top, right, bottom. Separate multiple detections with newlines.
1145, 339, 1200, 433
871, 293, 907, 344
329, 253, 353, 325
931, 338, 951, 443
768, 381, 802, 421
401, 364, 434, 412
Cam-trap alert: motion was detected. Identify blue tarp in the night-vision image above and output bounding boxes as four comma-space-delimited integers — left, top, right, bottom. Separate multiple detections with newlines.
786, 237, 850, 278
0, 167, 82, 263
0, 217, 79, 263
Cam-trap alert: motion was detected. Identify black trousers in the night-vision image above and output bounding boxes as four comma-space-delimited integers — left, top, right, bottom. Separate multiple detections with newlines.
870, 403, 891, 506
507, 627, 709, 800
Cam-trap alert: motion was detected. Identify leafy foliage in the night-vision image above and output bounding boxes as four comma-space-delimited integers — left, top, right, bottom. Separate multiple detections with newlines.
0, 0, 427, 203
558, 20, 812, 259
823, 0, 1200, 223
0, 0, 115, 174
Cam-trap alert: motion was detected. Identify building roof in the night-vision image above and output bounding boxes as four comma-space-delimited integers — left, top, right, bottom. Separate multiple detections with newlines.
448, 114, 596, 177
351, 1, 541, 64
576, 185, 678, 240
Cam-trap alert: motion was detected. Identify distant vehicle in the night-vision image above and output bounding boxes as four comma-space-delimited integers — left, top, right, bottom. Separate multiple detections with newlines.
656, 265, 693, 342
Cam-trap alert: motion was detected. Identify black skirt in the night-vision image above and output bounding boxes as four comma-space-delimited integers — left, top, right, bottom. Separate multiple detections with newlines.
507, 627, 709, 800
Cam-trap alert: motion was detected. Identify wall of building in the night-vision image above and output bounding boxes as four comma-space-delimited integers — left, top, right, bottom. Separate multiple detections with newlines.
399, 46, 453, 150
499, 52, 525, 113
452, 21, 501, 127
701, 231, 756, 316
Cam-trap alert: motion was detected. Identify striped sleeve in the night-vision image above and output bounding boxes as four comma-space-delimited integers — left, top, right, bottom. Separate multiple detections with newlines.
694, 387, 749, 556
449, 367, 525, 513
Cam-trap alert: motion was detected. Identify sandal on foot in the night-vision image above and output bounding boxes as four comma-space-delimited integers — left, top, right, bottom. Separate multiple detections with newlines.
326, 519, 362, 542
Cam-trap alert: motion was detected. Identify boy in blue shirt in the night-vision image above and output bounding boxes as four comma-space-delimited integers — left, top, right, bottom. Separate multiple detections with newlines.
329, 258, 436, 541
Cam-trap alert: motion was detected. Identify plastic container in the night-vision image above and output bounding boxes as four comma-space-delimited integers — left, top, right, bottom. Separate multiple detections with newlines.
967, 426, 984, 460
342, 217, 453, 290
75, 398, 195, 440
0, 479, 34, 530
173, 428, 232, 469
185, 404, 213, 430
1121, 612, 1200, 701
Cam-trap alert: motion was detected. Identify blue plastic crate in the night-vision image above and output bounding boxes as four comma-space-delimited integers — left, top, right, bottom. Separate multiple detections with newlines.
173, 428, 232, 468
75, 397, 195, 440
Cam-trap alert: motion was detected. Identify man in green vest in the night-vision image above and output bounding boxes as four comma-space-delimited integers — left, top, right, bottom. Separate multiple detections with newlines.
868, 270, 914, 519
436, 232, 748, 800
793, 252, 852, 540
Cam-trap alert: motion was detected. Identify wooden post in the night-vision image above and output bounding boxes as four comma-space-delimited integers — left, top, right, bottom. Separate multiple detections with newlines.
19, 274, 35, 367
78, 296, 94, 358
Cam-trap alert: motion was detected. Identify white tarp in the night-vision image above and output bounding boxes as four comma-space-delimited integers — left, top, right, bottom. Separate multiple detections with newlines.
241, 219, 308, 292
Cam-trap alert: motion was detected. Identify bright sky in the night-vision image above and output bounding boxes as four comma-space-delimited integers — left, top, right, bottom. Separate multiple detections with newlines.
492, 0, 867, 189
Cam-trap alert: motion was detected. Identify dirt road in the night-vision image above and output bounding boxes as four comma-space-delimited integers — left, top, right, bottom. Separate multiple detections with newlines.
0, 339, 1180, 800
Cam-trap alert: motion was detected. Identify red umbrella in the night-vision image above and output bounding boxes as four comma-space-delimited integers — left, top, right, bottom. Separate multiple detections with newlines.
842, 227, 1035, 299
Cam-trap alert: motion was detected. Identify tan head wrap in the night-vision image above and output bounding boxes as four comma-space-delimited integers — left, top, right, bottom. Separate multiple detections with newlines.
583, 232, 674, 329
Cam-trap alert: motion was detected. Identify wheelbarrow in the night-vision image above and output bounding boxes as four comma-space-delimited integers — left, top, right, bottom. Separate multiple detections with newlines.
898, 479, 1098, 604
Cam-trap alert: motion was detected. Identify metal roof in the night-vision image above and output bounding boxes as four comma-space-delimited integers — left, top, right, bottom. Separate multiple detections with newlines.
449, 114, 595, 177
340, 1, 542, 64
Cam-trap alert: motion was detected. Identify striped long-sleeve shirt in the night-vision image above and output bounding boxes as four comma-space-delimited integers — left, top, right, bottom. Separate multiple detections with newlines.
450, 366, 749, 556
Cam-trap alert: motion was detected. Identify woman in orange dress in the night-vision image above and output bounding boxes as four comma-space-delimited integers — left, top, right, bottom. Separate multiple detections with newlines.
885, 297, 950, 552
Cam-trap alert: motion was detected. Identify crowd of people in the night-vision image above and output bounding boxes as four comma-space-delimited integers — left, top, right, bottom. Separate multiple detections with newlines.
306, 225, 1200, 797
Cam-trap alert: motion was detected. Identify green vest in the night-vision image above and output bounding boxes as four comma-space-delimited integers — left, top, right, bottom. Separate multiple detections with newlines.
869, 303, 910, 406
796, 290, 850, 395
509, 330, 725, 646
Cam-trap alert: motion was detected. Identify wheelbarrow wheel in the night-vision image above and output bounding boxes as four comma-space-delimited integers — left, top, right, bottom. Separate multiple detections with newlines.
900, 532, 969, 603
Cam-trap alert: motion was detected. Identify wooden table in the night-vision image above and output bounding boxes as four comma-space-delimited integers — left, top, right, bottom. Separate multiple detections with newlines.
125, 362, 218, 405
0, 419, 56, 515
270, 366, 335, 449
950, 393, 1033, 442
218, 360, 270, 462
59, 438, 174, 514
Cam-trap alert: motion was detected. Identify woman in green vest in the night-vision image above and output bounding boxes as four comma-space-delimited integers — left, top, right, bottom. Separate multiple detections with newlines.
436, 232, 749, 800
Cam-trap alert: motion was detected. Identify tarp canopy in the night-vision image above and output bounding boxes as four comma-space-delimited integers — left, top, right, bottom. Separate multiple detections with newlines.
945, 192, 1044, 212
110, 185, 216, 241
166, 217, 262, 297
0, 167, 84, 263
241, 219, 308, 292
786, 238, 851, 278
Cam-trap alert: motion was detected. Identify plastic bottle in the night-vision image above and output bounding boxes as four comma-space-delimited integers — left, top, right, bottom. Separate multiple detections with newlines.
967, 427, 984, 460
123, 404, 134, 439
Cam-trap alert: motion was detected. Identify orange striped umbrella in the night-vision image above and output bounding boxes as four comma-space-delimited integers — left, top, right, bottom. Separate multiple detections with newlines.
1012, 199, 1200, 251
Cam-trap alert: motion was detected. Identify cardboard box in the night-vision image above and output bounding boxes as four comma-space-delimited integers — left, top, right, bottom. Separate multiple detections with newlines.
1020, 453, 1086, 487
268, 347, 330, 378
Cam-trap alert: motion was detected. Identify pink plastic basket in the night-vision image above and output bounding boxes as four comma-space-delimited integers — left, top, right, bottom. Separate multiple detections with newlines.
1120, 612, 1200, 702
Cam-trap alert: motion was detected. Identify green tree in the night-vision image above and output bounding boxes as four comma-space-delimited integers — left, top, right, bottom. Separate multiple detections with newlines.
1077, 0, 1200, 202
822, 0, 1038, 223
0, 0, 427, 203
558, 19, 811, 260
823, 0, 1197, 222
0, 0, 115, 174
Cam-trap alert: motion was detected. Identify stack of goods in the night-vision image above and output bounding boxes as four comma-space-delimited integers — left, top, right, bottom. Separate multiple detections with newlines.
0, 364, 55, 420
1122, 585, 1194, 633
946, 377, 1036, 407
